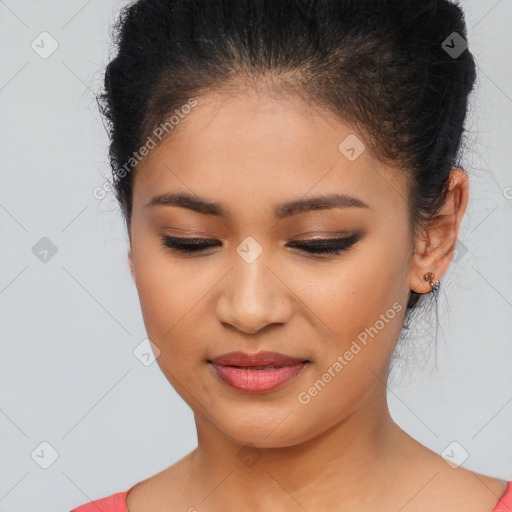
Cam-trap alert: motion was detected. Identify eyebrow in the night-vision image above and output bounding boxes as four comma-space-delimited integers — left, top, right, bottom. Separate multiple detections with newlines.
144, 192, 370, 218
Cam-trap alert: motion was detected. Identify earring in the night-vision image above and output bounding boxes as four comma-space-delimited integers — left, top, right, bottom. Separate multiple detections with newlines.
424, 272, 440, 292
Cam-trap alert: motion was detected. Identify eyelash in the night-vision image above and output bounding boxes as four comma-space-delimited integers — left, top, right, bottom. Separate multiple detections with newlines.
161, 234, 362, 257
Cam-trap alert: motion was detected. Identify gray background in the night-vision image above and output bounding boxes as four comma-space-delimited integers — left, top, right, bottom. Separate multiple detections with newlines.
0, 1, 511, 511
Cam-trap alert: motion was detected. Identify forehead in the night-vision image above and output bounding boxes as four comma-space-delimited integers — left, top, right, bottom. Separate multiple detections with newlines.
132, 88, 409, 220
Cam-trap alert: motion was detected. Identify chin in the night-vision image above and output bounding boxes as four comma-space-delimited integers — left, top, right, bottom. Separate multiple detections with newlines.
212, 414, 317, 450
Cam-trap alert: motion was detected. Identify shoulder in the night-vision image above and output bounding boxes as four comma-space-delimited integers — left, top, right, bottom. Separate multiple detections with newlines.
395, 440, 510, 512
70, 486, 134, 512
493, 481, 512, 512
437, 472, 510, 512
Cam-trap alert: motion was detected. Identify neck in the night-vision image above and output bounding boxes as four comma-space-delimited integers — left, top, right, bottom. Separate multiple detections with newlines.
186, 378, 417, 511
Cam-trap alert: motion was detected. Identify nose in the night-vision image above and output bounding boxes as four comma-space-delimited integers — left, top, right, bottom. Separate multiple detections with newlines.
215, 259, 294, 335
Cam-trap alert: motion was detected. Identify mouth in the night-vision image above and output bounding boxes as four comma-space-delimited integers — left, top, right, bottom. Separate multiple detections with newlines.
208, 351, 310, 393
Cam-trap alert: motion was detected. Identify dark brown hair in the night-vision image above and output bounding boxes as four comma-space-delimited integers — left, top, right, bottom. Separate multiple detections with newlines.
98, 0, 476, 314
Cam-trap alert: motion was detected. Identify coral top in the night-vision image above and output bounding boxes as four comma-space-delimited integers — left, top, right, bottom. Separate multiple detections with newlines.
70, 480, 512, 511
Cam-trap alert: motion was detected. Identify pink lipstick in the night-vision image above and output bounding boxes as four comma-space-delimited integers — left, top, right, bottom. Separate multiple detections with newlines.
209, 351, 308, 393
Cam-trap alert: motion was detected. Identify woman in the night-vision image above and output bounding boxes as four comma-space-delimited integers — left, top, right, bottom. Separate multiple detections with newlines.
71, 0, 511, 510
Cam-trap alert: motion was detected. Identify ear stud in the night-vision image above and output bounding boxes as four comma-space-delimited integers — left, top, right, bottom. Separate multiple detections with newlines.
424, 272, 440, 292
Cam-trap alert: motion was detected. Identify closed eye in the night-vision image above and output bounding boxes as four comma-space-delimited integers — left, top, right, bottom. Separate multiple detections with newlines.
161, 233, 363, 257
286, 233, 362, 255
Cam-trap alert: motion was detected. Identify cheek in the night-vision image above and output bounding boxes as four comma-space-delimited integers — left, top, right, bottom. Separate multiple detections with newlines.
291, 239, 409, 398
297, 250, 406, 343
289, 265, 405, 437
133, 250, 208, 357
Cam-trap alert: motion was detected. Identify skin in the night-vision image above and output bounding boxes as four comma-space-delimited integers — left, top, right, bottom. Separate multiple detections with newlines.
125, 86, 506, 512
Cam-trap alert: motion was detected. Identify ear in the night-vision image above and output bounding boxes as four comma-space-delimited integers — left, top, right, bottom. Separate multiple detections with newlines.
408, 167, 469, 294
128, 249, 135, 280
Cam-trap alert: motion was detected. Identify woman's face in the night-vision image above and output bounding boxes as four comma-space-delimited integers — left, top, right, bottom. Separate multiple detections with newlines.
128, 88, 419, 448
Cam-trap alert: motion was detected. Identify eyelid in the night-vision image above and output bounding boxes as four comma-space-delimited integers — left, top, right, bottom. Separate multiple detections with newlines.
161, 230, 357, 243
291, 230, 358, 240
160, 232, 363, 257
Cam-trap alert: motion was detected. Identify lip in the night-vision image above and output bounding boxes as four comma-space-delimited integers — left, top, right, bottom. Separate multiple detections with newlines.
208, 351, 309, 393
209, 351, 307, 367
